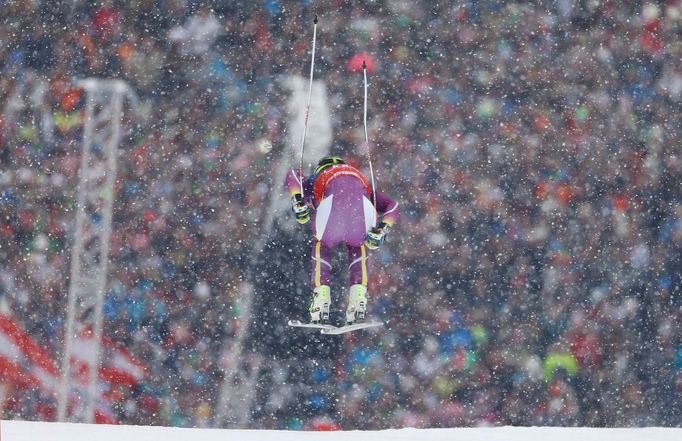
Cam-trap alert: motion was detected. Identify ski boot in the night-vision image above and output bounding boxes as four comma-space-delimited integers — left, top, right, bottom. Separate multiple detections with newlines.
309, 285, 331, 324
345, 284, 368, 325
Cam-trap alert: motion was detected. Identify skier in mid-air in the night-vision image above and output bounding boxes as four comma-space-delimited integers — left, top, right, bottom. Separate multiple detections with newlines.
286, 155, 399, 325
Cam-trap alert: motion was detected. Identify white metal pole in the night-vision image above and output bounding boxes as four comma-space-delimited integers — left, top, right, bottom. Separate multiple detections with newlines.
57, 89, 96, 422
83, 84, 123, 423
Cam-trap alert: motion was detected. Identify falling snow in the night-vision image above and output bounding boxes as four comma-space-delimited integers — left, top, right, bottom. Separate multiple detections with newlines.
0, 0, 680, 432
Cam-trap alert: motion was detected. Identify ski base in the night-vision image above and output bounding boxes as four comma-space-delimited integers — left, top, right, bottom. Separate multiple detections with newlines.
320, 322, 383, 335
287, 320, 335, 331
287, 320, 383, 335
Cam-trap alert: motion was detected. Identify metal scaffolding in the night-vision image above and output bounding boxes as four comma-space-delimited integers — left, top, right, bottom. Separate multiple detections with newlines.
57, 79, 136, 423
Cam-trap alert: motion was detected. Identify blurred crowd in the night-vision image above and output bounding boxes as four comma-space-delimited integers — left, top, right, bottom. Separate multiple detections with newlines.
1, 0, 680, 430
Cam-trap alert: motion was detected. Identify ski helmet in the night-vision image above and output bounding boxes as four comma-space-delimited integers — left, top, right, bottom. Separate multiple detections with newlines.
314, 156, 345, 174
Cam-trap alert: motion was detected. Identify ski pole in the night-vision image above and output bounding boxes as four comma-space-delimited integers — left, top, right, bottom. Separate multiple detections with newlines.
362, 60, 378, 220
298, 15, 318, 196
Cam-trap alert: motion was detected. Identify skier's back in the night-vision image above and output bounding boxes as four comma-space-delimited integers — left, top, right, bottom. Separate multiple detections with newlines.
285, 156, 399, 324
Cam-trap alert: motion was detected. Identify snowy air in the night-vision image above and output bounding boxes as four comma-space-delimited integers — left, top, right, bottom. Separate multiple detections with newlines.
0, 1, 680, 439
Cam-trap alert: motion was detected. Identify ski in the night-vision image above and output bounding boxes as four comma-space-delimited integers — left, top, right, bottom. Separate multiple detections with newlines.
320, 322, 383, 335
287, 320, 336, 331
287, 320, 384, 334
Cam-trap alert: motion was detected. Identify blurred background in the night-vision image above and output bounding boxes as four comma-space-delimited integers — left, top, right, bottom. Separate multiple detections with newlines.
0, 0, 680, 430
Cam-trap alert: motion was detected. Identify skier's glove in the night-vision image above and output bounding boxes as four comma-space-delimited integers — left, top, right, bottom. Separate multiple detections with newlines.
365, 222, 390, 250
291, 193, 310, 224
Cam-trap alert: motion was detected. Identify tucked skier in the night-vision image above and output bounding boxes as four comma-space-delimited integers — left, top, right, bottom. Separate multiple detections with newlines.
285, 156, 399, 325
